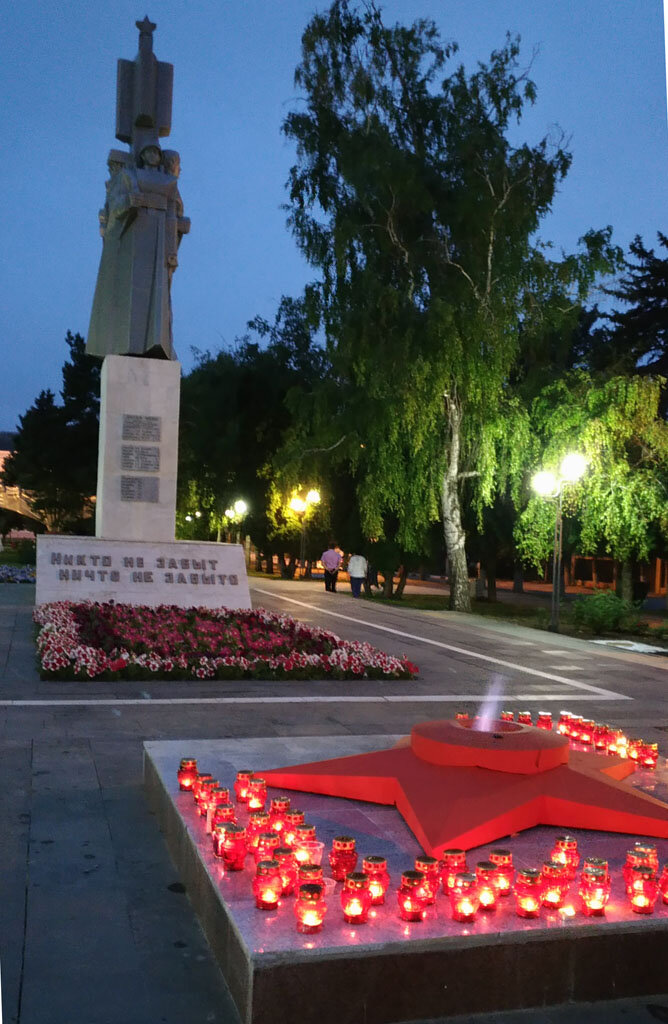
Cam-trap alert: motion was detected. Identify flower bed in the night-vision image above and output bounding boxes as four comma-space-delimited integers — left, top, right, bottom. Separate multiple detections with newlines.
0, 564, 36, 583
34, 602, 419, 681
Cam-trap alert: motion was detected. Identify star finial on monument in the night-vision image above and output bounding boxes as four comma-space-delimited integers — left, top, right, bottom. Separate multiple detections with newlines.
136, 15, 156, 36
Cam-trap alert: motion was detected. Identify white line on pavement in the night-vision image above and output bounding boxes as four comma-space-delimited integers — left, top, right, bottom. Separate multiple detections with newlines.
253, 588, 629, 701
0, 694, 628, 707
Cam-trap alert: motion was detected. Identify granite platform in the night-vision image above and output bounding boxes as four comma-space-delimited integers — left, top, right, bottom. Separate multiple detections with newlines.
144, 735, 668, 1024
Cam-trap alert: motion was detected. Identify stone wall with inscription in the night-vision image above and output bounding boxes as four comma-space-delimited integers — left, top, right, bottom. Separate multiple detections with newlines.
96, 356, 180, 541
36, 537, 251, 610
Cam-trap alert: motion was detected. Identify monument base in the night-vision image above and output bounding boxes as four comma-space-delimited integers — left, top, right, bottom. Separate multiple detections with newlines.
36, 536, 251, 609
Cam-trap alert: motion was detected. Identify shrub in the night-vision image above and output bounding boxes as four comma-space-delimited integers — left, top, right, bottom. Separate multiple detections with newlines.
572, 591, 639, 635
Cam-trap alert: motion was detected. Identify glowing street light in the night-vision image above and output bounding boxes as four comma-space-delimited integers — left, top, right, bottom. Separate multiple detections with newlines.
234, 499, 248, 517
531, 452, 587, 632
290, 489, 322, 577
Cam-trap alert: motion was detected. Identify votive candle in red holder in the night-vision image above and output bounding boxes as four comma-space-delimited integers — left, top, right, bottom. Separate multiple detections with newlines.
329, 836, 358, 881
440, 849, 468, 893
541, 860, 568, 909
254, 831, 281, 865
217, 823, 247, 870
640, 743, 659, 770
274, 847, 298, 895
517, 711, 532, 726
450, 873, 480, 922
246, 811, 271, 853
340, 872, 372, 924
579, 867, 610, 916
298, 863, 324, 886
557, 711, 572, 735
205, 787, 230, 833
628, 738, 644, 763
234, 769, 254, 803
397, 870, 428, 922
475, 861, 498, 911
658, 863, 668, 905
536, 712, 552, 730
593, 723, 610, 751
608, 730, 628, 757
455, 712, 470, 723
177, 757, 198, 791
269, 795, 291, 834
580, 720, 595, 744
198, 778, 219, 816
415, 855, 440, 904
514, 868, 542, 918
550, 835, 579, 880
293, 824, 317, 866
211, 801, 236, 831
628, 866, 658, 914
581, 856, 609, 883
247, 777, 267, 811
295, 883, 326, 933
500, 711, 514, 722
253, 860, 282, 910
488, 848, 514, 896
282, 809, 305, 848
362, 856, 390, 906
193, 772, 213, 804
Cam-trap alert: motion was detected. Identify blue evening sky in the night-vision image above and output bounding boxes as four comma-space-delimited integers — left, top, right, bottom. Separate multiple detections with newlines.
1, 1, 666, 430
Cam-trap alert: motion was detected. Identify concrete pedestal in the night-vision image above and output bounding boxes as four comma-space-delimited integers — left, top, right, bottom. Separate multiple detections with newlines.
96, 355, 180, 542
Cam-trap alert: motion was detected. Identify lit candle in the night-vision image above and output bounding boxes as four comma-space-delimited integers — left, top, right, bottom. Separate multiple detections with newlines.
541, 860, 568, 909
269, 795, 291, 834
640, 742, 659, 770
204, 787, 230, 833
550, 835, 579, 880
193, 772, 213, 805
414, 855, 440, 904
362, 855, 390, 905
658, 863, 668, 905
294, 883, 326, 933
488, 848, 514, 896
253, 860, 282, 910
297, 863, 324, 886
628, 866, 658, 915
569, 716, 584, 741
274, 847, 298, 895
449, 872, 480, 922
340, 872, 372, 924
177, 757, 198, 791
233, 769, 254, 804
282, 809, 305, 848
329, 836, 358, 881
536, 712, 552, 730
581, 856, 609, 883
254, 831, 281, 865
557, 711, 572, 736
246, 811, 271, 854
293, 824, 317, 866
579, 867, 610, 917
514, 868, 542, 918
517, 711, 532, 726
500, 711, 515, 722
440, 849, 468, 893
455, 712, 470, 723
210, 801, 236, 832
579, 720, 595, 744
397, 870, 428, 922
628, 738, 643, 762
475, 861, 498, 911
217, 823, 247, 870
198, 778, 219, 816
593, 723, 610, 751
247, 777, 267, 812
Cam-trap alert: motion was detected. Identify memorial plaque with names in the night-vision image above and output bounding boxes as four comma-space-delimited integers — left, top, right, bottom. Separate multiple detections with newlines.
121, 445, 160, 472
122, 414, 162, 442
121, 476, 160, 503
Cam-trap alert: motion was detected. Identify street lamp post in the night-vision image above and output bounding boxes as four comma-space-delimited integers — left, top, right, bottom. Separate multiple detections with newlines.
289, 489, 321, 578
532, 453, 587, 633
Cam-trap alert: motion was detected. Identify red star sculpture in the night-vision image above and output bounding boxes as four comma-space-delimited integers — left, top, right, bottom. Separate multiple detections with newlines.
263, 720, 668, 856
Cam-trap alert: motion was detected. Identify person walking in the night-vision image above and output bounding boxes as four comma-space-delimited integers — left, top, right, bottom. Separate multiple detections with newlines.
347, 552, 368, 598
321, 543, 342, 592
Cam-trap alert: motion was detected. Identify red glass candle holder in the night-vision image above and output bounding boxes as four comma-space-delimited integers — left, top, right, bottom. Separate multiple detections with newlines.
607, 730, 628, 757
193, 772, 213, 804
541, 860, 568, 909
593, 723, 610, 751
177, 757, 198, 791
247, 777, 267, 812
217, 823, 247, 870
658, 863, 668, 905
204, 787, 230, 833
282, 809, 305, 848
488, 848, 514, 896
198, 778, 220, 817
253, 860, 282, 910
397, 870, 428, 922
579, 720, 595, 745
329, 836, 358, 881
298, 863, 324, 886
628, 738, 643, 762
536, 712, 552, 730
581, 856, 609, 883
234, 769, 254, 804
500, 711, 514, 722
475, 861, 498, 911
514, 868, 542, 918
269, 795, 291, 834
628, 866, 658, 914
295, 883, 326, 933
579, 867, 610, 916
557, 711, 572, 735
640, 743, 659, 770
254, 831, 281, 865
274, 847, 298, 895
415, 856, 440, 904
624, 844, 659, 893
293, 824, 317, 866
440, 849, 468, 893
455, 712, 470, 723
340, 872, 372, 924
550, 835, 579, 880
450, 872, 480, 922
517, 711, 532, 726
246, 811, 271, 853
362, 855, 390, 905
211, 802, 236, 831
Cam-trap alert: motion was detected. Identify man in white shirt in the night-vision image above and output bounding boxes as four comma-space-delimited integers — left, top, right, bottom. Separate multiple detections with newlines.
347, 552, 368, 598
